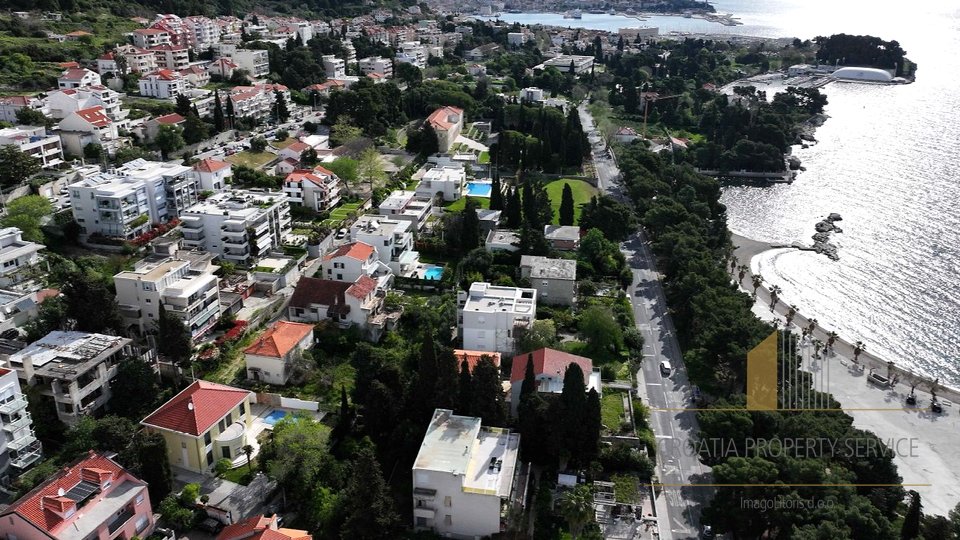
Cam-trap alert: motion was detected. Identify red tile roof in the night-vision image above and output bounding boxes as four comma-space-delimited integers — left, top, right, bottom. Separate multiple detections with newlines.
453, 349, 501, 373
60, 68, 93, 81
288, 277, 350, 311
74, 106, 111, 127
146, 68, 181, 80
0, 95, 34, 107
243, 321, 314, 358
36, 288, 60, 303
218, 515, 312, 540
0, 452, 134, 533
510, 348, 593, 384
141, 380, 251, 436
285, 141, 309, 153
154, 113, 186, 125
285, 168, 336, 188
323, 241, 375, 262
194, 157, 230, 173
135, 28, 168, 35
346, 275, 377, 300
59, 61, 81, 69
427, 106, 464, 131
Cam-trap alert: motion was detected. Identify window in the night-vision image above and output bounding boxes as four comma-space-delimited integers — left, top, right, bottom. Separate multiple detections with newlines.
135, 515, 148, 533
444, 515, 452, 526
222, 446, 231, 459
444, 496, 452, 507
136, 493, 145, 506
239, 402, 245, 415
145, 298, 151, 303
218, 419, 226, 432
206, 450, 213, 465
226, 412, 233, 425
204, 432, 211, 445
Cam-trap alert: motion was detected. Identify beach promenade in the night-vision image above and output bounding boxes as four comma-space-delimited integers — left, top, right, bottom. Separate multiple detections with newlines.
732, 233, 960, 515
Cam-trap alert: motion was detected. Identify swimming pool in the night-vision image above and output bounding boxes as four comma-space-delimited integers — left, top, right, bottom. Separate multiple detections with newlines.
423, 266, 444, 280
263, 410, 290, 426
465, 182, 492, 197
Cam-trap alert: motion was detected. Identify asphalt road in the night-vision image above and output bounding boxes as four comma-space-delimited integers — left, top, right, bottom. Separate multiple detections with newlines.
578, 104, 712, 540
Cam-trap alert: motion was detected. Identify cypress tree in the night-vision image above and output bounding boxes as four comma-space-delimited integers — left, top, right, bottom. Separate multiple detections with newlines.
458, 358, 473, 416
900, 490, 921, 540
225, 96, 235, 129
489, 169, 504, 210
341, 447, 401, 539
520, 354, 536, 400
471, 357, 506, 426
213, 91, 225, 132
522, 180, 538, 226
461, 199, 481, 252
506, 187, 522, 228
559, 363, 588, 465
435, 347, 459, 410
584, 388, 602, 463
559, 182, 575, 226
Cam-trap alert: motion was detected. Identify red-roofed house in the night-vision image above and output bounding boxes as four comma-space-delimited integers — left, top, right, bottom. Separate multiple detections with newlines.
193, 158, 232, 191
217, 515, 312, 540
58, 106, 121, 156
138, 69, 187, 99
282, 167, 342, 212
209, 57, 239, 79
141, 380, 255, 474
508, 348, 602, 414
144, 112, 186, 141
453, 349, 502, 373
180, 64, 211, 87
426, 105, 464, 152
0, 451, 155, 540
132, 27, 172, 49
278, 141, 311, 162
244, 321, 314, 385
0, 95, 46, 124
57, 68, 101, 90
302, 79, 348, 97
320, 241, 392, 285
287, 275, 396, 341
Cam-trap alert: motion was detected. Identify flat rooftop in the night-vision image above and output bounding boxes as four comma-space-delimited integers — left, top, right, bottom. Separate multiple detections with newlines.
6, 331, 129, 380
461, 282, 536, 314
520, 255, 577, 280
182, 190, 284, 217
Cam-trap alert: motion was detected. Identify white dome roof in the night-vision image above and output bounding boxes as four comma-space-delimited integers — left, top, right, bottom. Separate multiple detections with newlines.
832, 67, 893, 82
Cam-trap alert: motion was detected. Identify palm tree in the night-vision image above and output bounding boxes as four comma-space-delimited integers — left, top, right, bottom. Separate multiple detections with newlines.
751, 274, 764, 297
806, 318, 818, 337
558, 484, 594, 539
242, 444, 254, 473
737, 264, 748, 284
853, 341, 866, 364
826, 331, 839, 357
729, 256, 739, 272
786, 304, 798, 327
769, 285, 783, 311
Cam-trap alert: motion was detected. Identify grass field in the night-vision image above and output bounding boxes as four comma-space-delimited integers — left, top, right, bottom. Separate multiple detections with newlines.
600, 391, 626, 431
321, 202, 363, 228
544, 179, 598, 225
226, 151, 275, 169
271, 138, 297, 150
443, 196, 490, 213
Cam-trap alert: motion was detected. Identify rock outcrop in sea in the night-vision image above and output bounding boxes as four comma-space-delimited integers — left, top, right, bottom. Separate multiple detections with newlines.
811, 213, 843, 260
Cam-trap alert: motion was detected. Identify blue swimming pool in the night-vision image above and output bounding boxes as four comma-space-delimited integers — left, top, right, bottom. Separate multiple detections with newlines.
465, 182, 492, 197
423, 266, 444, 280
263, 410, 290, 426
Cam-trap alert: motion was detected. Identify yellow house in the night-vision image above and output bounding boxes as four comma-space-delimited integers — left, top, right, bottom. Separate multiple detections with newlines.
141, 380, 254, 474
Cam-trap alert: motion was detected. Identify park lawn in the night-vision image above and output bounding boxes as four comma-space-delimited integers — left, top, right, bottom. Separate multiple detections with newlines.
220, 460, 257, 485
478, 151, 490, 164
600, 391, 626, 432
544, 179, 598, 225
443, 196, 490, 213
226, 151, 275, 169
271, 137, 297, 150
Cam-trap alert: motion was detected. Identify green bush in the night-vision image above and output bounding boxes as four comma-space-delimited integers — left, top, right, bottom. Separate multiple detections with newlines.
179, 482, 200, 505
214, 458, 233, 476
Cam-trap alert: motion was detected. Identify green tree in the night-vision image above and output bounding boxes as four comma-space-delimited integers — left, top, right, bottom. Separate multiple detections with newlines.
250, 136, 268, 152
559, 484, 595, 539
182, 113, 209, 144
175, 94, 192, 118
15, 107, 51, 127
62, 271, 124, 334
24, 295, 68, 342
357, 147, 385, 190
489, 170, 504, 211
0, 145, 42, 188
517, 319, 558, 352
505, 186, 522, 228
340, 446, 400, 539
578, 306, 624, 355
461, 199, 481, 252
155, 124, 185, 159
1, 195, 51, 242
331, 118, 363, 146
225, 95, 235, 128
457, 358, 473, 416
274, 90, 290, 123
109, 358, 162, 419
902, 490, 922, 540
559, 182, 575, 226
213, 91, 225, 132
159, 496, 196, 532
471, 357, 506, 426
579, 195, 637, 242
326, 158, 359, 184
156, 305, 193, 364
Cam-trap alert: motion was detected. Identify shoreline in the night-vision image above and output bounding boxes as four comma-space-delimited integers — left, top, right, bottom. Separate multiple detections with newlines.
730, 232, 960, 403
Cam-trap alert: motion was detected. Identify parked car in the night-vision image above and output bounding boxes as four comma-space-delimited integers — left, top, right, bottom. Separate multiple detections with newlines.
659, 361, 672, 377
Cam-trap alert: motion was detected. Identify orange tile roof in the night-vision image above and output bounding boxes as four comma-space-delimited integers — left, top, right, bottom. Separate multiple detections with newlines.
75, 106, 111, 127
141, 380, 251, 436
510, 347, 593, 384
286, 141, 309, 153
243, 321, 314, 358
345, 274, 377, 300
154, 113, 186, 125
427, 105, 463, 131
322, 241, 374, 262
147, 68, 181, 80
194, 157, 230, 173
453, 349, 501, 373
218, 515, 312, 540
60, 68, 93, 81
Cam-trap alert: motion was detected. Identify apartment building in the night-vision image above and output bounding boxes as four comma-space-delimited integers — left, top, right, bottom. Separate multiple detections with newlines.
150, 44, 190, 71
282, 167, 342, 213
0, 126, 63, 169
141, 380, 254, 474
395, 41, 428, 68
0, 452, 155, 540
321, 55, 346, 79
519, 255, 577, 306
243, 320, 314, 385
350, 215, 420, 277
287, 275, 397, 341
193, 158, 232, 191
3, 332, 134, 425
0, 227, 45, 287
57, 68, 101, 90
184, 16, 221, 50
377, 190, 432, 231
220, 44, 271, 78
132, 27, 172, 49
320, 241, 392, 285
416, 166, 465, 202
536, 54, 595, 74
138, 69, 188, 99
0, 95, 46, 124
457, 282, 537, 354
508, 348, 601, 415
46, 85, 126, 121
228, 84, 289, 120
58, 106, 123, 157
412, 409, 522, 538
0, 288, 53, 336
426, 106, 464, 153
151, 14, 190, 48
0, 367, 42, 478
359, 56, 393, 78
178, 190, 291, 265
115, 248, 221, 338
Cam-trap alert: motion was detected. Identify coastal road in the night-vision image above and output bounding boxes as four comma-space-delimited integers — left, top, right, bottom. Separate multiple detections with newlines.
579, 103, 712, 539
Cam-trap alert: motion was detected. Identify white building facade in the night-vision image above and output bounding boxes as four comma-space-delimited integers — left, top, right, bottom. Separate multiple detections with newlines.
457, 282, 537, 354
179, 190, 292, 265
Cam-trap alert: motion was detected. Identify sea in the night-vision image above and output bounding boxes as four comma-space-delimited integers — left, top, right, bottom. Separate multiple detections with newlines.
485, 1, 960, 384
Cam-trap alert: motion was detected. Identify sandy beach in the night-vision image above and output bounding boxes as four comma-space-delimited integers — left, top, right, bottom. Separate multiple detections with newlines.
731, 232, 960, 515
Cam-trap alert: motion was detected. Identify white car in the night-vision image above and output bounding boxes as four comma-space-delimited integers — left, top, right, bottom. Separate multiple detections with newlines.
659, 361, 672, 376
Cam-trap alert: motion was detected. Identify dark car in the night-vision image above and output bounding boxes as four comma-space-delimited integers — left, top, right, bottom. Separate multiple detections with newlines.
197, 517, 223, 534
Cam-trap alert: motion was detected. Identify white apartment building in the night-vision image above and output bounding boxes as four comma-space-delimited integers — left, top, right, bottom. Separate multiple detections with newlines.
322, 55, 346, 79
0, 126, 63, 169
350, 215, 420, 277
377, 190, 432, 231
179, 190, 291, 265
0, 227, 44, 287
507, 32, 527, 47
220, 44, 271, 78
193, 158, 232, 191
117, 45, 161, 74
519, 255, 577, 306
416, 166, 466, 202
229, 84, 290, 120
46, 85, 127, 121
138, 69, 188, 99
521, 87, 545, 102
359, 56, 393, 78
68, 159, 199, 240
0, 95, 46, 124
132, 28, 172, 49
457, 282, 537, 354
320, 241, 392, 285
282, 166, 342, 213
150, 44, 190, 71
114, 249, 221, 338
184, 16, 221, 50
412, 409, 522, 538
0, 367, 42, 479
58, 68, 101, 90
396, 41, 427, 68
3, 332, 134, 425
57, 106, 122, 157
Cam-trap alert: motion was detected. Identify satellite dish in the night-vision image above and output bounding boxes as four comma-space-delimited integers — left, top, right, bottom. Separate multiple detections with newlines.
58, 488, 65, 496
187, 401, 194, 411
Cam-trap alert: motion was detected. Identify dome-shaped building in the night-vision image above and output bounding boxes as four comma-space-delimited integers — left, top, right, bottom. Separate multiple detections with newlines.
832, 67, 894, 82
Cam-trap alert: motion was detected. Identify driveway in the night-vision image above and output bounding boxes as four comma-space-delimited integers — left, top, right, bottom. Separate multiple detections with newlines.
173, 467, 277, 524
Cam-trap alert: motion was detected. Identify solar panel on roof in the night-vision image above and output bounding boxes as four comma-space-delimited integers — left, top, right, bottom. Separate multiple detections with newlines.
64, 480, 99, 502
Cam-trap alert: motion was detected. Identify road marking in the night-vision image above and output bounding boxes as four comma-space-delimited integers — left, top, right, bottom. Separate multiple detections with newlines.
646, 382, 662, 386
655, 435, 673, 439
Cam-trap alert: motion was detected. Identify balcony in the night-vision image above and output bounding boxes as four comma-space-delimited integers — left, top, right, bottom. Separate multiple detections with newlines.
8, 431, 38, 452
10, 440, 42, 469
0, 396, 28, 414
221, 237, 247, 247
108, 507, 136, 535
2, 412, 32, 432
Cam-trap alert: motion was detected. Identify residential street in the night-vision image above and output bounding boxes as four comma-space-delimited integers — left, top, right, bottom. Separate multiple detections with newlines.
579, 103, 712, 539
